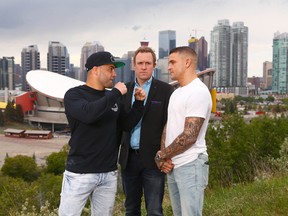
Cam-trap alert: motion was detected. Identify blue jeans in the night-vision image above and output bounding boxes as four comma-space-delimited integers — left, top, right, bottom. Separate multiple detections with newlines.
121, 151, 165, 216
167, 153, 209, 216
58, 170, 118, 216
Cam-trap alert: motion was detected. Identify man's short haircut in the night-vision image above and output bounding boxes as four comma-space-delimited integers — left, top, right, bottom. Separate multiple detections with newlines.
133, 46, 157, 64
169, 46, 198, 66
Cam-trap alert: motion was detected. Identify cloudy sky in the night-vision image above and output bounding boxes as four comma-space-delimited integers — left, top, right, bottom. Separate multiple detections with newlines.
0, 0, 287, 77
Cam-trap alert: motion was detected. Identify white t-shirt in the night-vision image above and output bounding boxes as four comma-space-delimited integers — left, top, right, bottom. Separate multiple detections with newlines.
165, 78, 212, 168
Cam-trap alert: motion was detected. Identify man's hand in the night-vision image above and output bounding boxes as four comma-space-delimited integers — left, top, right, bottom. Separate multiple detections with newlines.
155, 151, 174, 174
114, 82, 127, 95
160, 159, 174, 174
134, 87, 146, 101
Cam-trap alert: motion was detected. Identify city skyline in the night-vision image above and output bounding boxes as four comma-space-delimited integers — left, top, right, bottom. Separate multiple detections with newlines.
0, 0, 287, 77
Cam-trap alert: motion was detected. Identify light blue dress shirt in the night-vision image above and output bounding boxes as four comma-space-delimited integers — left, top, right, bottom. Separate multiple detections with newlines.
130, 77, 152, 149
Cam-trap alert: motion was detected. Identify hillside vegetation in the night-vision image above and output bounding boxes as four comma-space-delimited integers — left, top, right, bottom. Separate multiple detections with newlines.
204, 175, 288, 215
0, 111, 288, 215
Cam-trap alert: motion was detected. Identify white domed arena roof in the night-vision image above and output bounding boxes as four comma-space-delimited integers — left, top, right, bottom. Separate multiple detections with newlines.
26, 70, 84, 101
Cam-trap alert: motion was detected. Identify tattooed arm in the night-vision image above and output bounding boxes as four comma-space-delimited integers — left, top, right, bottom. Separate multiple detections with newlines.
160, 124, 167, 151
155, 124, 174, 173
158, 117, 204, 161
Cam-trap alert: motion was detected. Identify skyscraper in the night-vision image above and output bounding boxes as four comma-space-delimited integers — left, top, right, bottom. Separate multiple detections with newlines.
158, 30, 176, 59
0, 57, 15, 90
263, 61, 272, 90
188, 36, 208, 71
210, 20, 248, 95
231, 22, 248, 87
14, 64, 22, 89
156, 57, 170, 83
80, 41, 104, 81
210, 19, 231, 88
47, 41, 70, 75
114, 57, 134, 84
21, 45, 40, 91
188, 37, 198, 53
272, 32, 288, 94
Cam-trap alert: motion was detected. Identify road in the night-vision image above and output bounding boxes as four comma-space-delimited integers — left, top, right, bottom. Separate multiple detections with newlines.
0, 134, 70, 168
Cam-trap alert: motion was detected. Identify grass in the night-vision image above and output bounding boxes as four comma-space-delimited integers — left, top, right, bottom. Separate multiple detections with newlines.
4, 174, 288, 216
112, 174, 288, 215
0, 121, 36, 134
203, 174, 288, 216
2, 121, 288, 215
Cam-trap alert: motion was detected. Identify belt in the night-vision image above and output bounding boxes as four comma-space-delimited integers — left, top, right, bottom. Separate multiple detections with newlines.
129, 148, 140, 155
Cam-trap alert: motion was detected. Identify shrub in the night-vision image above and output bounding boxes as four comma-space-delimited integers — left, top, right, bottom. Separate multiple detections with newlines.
14, 104, 24, 123
0, 110, 4, 126
269, 138, 288, 174
207, 114, 288, 188
45, 145, 69, 175
1, 155, 39, 182
33, 173, 63, 210
0, 176, 37, 215
4, 100, 15, 122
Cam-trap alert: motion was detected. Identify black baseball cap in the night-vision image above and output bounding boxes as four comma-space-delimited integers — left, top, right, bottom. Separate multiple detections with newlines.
85, 51, 125, 71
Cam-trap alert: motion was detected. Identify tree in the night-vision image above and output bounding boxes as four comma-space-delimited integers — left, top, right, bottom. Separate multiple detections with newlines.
14, 104, 24, 122
249, 116, 285, 159
4, 100, 14, 122
0, 110, 4, 126
207, 114, 288, 188
266, 96, 275, 103
1, 155, 39, 182
3, 101, 24, 123
45, 151, 67, 175
207, 113, 253, 187
45, 144, 69, 175
222, 99, 237, 114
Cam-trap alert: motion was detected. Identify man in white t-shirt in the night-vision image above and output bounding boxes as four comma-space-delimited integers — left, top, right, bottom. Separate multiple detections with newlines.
154, 46, 212, 216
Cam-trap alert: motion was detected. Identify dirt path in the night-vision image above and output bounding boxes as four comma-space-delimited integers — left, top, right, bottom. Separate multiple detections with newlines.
0, 134, 70, 168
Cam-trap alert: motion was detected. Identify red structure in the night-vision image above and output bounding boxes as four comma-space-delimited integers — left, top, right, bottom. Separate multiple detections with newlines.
15, 92, 37, 114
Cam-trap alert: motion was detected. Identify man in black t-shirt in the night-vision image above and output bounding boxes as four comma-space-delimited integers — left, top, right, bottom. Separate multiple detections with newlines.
58, 51, 146, 216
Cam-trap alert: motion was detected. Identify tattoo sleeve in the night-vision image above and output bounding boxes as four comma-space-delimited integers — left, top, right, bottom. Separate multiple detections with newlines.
160, 125, 167, 150
161, 117, 204, 159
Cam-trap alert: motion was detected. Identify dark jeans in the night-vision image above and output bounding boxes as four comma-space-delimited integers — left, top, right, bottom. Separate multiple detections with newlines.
121, 149, 165, 216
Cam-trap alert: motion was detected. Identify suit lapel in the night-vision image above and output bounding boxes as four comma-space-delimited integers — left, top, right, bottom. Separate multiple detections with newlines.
144, 78, 157, 114
126, 82, 135, 110
127, 79, 157, 114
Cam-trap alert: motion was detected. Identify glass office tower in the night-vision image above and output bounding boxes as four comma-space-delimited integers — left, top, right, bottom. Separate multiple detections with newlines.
231, 22, 248, 88
158, 30, 176, 59
272, 32, 288, 94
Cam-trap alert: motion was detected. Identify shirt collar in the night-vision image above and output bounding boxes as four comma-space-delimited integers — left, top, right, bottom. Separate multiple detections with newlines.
135, 76, 153, 87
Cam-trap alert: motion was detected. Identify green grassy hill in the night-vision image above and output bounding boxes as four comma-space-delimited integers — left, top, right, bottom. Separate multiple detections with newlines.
203, 174, 288, 216
112, 175, 288, 215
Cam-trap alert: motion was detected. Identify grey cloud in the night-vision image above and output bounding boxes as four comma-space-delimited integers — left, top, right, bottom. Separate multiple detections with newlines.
0, 1, 26, 29
132, 25, 142, 31
0, 13, 23, 29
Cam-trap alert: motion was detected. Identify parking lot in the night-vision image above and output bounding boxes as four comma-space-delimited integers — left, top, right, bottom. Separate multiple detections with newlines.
0, 134, 70, 168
